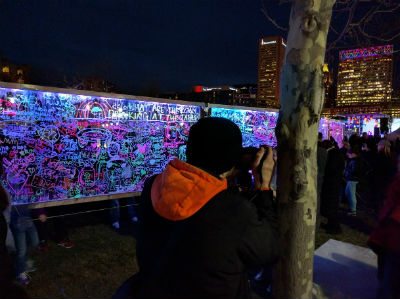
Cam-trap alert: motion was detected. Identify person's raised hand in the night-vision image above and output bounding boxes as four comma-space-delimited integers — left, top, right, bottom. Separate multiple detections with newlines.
251, 146, 275, 190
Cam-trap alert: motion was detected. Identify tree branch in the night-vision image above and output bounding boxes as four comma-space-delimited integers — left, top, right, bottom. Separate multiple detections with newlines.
327, 0, 358, 52
358, 26, 400, 42
261, 0, 288, 31
329, 24, 340, 35
364, 3, 400, 21
262, 0, 400, 55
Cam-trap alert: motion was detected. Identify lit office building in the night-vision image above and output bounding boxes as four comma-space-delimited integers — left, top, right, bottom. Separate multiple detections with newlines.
257, 37, 286, 108
337, 45, 393, 106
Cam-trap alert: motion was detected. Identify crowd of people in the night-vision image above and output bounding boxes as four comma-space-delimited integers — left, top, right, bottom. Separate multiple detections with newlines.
317, 132, 400, 233
317, 131, 400, 298
1, 117, 400, 298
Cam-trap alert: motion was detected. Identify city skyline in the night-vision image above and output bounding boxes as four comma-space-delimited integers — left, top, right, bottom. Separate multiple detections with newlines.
1, 41, 398, 106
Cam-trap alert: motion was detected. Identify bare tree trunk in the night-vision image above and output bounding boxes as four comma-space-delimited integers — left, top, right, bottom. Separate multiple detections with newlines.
273, 1, 335, 298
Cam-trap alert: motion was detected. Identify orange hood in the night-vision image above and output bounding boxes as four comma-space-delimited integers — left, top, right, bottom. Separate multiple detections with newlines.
151, 159, 228, 221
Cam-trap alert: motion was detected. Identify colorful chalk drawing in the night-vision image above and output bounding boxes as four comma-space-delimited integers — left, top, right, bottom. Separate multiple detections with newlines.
212, 108, 344, 149
0, 87, 201, 204
210, 107, 278, 147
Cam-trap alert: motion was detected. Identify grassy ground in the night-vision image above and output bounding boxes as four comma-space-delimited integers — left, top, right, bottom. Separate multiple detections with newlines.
18, 201, 376, 298
25, 223, 138, 298
21, 202, 140, 299
315, 206, 376, 249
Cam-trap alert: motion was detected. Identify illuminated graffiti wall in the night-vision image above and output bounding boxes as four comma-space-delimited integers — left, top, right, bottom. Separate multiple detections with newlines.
210, 107, 278, 147
0, 87, 201, 204
328, 121, 345, 146
319, 118, 330, 140
211, 108, 343, 149
319, 118, 344, 146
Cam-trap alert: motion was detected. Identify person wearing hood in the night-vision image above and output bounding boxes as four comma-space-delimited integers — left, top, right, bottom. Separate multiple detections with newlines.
122, 117, 279, 298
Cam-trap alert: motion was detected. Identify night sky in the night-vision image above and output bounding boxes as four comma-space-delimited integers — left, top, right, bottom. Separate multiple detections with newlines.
0, 1, 289, 94
0, 1, 399, 95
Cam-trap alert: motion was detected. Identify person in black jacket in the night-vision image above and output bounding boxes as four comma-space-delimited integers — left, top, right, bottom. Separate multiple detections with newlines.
117, 117, 279, 299
0, 167, 29, 298
320, 140, 345, 234
344, 148, 364, 216
371, 140, 396, 210
360, 140, 377, 209
0, 185, 9, 254
316, 136, 327, 231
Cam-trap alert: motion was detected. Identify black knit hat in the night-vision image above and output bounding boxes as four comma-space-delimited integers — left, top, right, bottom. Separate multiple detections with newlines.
186, 117, 242, 175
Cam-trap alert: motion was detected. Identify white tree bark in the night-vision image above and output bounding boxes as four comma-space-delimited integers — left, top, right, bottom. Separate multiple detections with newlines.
273, 1, 335, 298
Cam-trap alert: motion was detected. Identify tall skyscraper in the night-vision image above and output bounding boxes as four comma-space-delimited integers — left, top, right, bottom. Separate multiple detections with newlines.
257, 37, 286, 108
337, 45, 393, 106
323, 63, 335, 107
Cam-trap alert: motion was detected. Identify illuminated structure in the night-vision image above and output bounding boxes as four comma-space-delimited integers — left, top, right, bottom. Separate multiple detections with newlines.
323, 63, 335, 108
161, 84, 258, 107
257, 37, 286, 108
210, 106, 344, 148
233, 84, 257, 107
319, 118, 344, 146
185, 85, 237, 105
0, 82, 201, 205
0, 55, 30, 84
392, 118, 400, 132
389, 90, 400, 117
344, 116, 381, 137
323, 89, 400, 118
337, 45, 393, 106
210, 106, 278, 147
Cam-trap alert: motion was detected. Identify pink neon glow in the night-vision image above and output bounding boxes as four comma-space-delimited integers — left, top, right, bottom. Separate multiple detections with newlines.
340, 45, 393, 60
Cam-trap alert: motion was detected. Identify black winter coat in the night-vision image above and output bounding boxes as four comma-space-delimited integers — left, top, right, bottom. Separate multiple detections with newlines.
317, 145, 327, 198
135, 164, 279, 299
373, 152, 396, 200
321, 147, 345, 218
344, 157, 364, 182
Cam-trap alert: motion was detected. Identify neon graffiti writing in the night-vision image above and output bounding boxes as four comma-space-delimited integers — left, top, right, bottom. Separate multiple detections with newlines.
211, 107, 278, 147
0, 87, 201, 205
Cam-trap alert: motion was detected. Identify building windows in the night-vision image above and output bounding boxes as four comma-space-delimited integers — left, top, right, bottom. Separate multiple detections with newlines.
2, 66, 10, 73
337, 45, 393, 107
257, 37, 286, 108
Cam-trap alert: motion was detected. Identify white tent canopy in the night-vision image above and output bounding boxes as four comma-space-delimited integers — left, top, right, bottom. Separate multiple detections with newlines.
388, 127, 400, 141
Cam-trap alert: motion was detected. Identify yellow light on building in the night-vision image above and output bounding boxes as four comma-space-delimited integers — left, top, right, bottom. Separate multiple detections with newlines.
337, 45, 393, 107
257, 37, 286, 108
